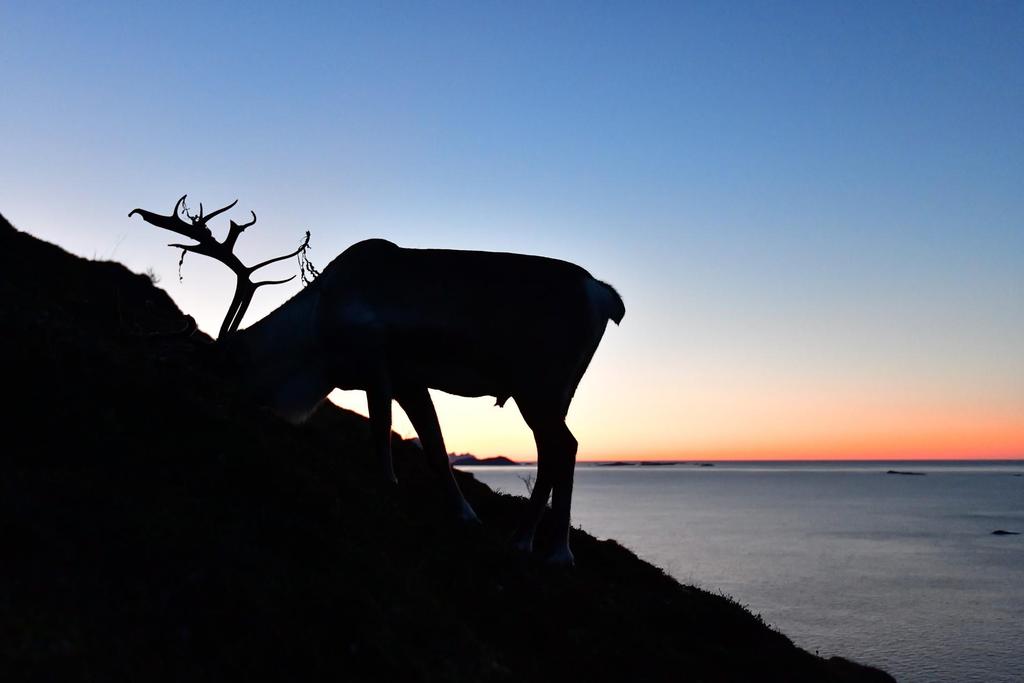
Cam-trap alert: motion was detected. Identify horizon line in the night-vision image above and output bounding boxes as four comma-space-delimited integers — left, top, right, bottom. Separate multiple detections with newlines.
463, 455, 1024, 464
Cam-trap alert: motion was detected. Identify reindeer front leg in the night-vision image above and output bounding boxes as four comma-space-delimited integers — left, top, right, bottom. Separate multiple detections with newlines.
396, 386, 479, 524
367, 381, 397, 485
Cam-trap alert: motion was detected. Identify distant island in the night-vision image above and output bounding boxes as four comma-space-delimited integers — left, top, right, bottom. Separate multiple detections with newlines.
448, 453, 519, 466
886, 470, 926, 476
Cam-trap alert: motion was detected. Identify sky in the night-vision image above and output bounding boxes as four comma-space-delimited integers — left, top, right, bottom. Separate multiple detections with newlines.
1, 1, 1021, 460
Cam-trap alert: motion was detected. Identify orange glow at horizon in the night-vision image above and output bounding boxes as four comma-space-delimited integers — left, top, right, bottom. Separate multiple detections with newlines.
325, 307, 1024, 462
328, 386, 1024, 462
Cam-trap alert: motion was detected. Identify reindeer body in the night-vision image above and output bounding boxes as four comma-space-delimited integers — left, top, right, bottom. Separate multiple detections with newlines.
131, 198, 622, 566
239, 239, 624, 564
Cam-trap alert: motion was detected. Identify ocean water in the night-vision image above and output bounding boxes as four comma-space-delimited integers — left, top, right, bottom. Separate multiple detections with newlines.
463, 461, 1024, 683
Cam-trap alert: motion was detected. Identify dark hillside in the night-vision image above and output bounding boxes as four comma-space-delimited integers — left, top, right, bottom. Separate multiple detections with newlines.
0, 213, 893, 682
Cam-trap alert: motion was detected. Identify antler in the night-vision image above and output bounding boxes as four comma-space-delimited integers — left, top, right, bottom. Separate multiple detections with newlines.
129, 195, 310, 340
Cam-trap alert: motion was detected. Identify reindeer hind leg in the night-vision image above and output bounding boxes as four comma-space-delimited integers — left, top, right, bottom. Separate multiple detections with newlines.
515, 395, 577, 566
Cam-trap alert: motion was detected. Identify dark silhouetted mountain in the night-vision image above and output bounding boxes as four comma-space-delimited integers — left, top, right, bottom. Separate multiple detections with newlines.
0, 213, 894, 682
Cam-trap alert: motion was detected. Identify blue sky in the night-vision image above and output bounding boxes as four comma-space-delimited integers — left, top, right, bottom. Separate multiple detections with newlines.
2, 2, 1021, 457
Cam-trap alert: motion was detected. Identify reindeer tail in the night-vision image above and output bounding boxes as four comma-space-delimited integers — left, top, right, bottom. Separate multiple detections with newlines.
594, 279, 625, 325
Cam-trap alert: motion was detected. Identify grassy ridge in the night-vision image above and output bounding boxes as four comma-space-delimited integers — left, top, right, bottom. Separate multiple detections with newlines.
0, 214, 893, 682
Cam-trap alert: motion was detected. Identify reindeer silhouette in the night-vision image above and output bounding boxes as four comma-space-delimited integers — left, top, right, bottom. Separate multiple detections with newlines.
131, 196, 624, 566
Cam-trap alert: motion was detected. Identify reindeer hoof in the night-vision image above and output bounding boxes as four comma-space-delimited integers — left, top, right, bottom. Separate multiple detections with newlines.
542, 547, 575, 570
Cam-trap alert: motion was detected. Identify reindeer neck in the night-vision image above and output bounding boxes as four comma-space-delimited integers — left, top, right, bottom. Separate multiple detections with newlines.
236, 283, 332, 423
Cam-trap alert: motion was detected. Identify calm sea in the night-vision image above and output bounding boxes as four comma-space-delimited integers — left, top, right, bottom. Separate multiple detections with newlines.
463, 461, 1024, 683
